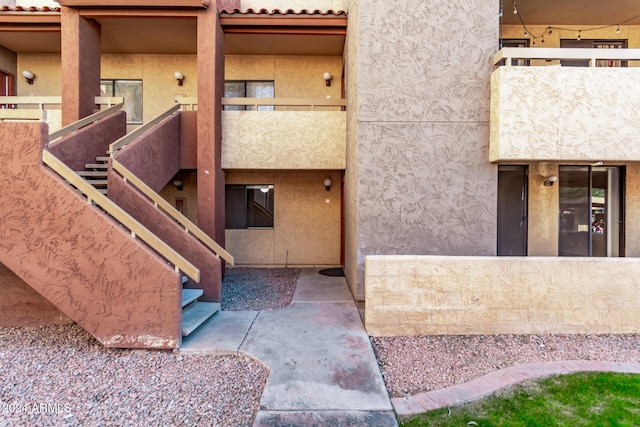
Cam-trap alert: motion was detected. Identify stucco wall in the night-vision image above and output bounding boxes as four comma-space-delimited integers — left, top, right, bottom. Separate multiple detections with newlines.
491, 67, 640, 162
225, 55, 343, 104
346, 0, 498, 299
225, 170, 342, 266
626, 163, 640, 257
101, 54, 197, 123
366, 255, 640, 336
222, 111, 346, 169
0, 45, 16, 79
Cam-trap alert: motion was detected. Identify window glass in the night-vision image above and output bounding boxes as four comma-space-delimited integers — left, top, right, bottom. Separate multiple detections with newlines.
100, 79, 143, 124
224, 81, 274, 111
225, 185, 274, 229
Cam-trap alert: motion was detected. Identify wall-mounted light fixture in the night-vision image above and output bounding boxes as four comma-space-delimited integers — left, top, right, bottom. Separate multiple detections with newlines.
22, 70, 35, 85
324, 178, 332, 191
174, 71, 184, 86
591, 161, 603, 167
323, 72, 332, 87
543, 175, 557, 186
173, 179, 183, 191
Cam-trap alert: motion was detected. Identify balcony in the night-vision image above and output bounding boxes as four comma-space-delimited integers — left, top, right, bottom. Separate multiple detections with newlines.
490, 48, 640, 162
221, 98, 346, 170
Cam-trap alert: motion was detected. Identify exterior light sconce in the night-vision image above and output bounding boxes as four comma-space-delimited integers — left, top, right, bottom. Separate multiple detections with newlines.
323, 72, 332, 87
543, 175, 557, 186
324, 178, 332, 191
22, 70, 35, 85
174, 71, 184, 86
173, 179, 183, 191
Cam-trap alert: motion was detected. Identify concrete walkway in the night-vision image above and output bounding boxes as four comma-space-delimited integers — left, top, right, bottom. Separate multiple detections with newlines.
181, 268, 397, 427
392, 360, 640, 418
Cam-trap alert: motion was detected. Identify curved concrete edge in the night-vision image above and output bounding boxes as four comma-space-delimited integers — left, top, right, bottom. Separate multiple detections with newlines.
392, 360, 640, 417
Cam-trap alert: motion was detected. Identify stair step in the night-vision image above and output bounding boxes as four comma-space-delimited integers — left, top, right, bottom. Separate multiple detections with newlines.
96, 156, 110, 162
77, 171, 108, 177
182, 288, 204, 308
182, 302, 220, 336
85, 179, 108, 186
85, 163, 108, 169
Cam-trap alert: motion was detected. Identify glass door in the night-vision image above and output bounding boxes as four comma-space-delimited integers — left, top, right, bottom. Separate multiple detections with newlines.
559, 166, 623, 257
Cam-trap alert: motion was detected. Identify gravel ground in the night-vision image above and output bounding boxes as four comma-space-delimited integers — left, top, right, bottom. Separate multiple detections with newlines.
0, 324, 268, 426
222, 267, 300, 311
372, 334, 640, 397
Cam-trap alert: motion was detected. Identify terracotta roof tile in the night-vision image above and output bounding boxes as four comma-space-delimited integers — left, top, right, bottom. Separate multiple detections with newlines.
0, 6, 61, 12
220, 7, 346, 16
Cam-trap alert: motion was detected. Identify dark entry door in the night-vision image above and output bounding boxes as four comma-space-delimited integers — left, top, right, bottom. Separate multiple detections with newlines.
497, 165, 528, 256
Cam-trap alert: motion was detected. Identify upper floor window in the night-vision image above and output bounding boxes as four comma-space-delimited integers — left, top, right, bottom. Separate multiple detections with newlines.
224, 80, 274, 111
500, 39, 530, 66
560, 39, 628, 67
100, 79, 143, 124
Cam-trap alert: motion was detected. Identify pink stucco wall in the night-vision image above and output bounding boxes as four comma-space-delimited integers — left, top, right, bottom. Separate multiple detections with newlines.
0, 121, 182, 348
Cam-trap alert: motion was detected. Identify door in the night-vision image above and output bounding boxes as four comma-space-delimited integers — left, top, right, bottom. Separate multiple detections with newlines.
559, 166, 624, 257
497, 165, 528, 256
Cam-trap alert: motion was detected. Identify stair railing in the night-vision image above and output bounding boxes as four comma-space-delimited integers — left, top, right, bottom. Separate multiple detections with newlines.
108, 105, 235, 266
42, 150, 201, 282
49, 100, 124, 144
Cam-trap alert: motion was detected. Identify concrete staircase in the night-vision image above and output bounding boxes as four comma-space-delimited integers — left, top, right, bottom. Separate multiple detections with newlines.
73, 158, 220, 339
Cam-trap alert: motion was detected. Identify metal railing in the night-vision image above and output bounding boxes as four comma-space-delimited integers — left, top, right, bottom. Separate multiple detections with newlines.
42, 149, 201, 282
109, 104, 235, 266
495, 47, 640, 67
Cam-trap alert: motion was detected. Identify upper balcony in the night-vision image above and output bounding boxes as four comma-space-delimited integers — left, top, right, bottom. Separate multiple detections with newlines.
220, 97, 346, 170
490, 47, 640, 163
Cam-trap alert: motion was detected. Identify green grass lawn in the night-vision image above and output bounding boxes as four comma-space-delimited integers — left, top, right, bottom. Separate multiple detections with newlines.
400, 372, 640, 427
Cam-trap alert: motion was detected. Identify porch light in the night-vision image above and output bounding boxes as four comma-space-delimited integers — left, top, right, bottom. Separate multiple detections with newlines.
174, 71, 184, 86
173, 179, 183, 190
324, 178, 332, 191
544, 175, 557, 187
22, 70, 35, 85
323, 72, 332, 87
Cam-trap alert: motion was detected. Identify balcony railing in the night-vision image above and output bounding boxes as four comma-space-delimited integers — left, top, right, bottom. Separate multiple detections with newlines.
490, 48, 640, 163
494, 47, 640, 67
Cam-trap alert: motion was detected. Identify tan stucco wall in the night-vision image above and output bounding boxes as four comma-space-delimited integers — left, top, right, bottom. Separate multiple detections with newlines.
527, 162, 559, 256
222, 111, 346, 169
101, 54, 197, 123
225, 170, 342, 266
345, 0, 498, 300
17, 54, 61, 96
626, 163, 640, 257
225, 55, 343, 105
159, 170, 199, 226
366, 255, 640, 336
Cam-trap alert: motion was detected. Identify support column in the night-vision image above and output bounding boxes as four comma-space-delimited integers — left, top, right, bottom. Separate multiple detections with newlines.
196, 6, 225, 247
61, 6, 101, 125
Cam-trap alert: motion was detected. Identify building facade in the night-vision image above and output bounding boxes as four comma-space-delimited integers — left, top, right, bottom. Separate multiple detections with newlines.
1, 0, 640, 348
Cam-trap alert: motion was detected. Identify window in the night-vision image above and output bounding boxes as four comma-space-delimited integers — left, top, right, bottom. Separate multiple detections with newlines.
100, 79, 143, 124
224, 80, 274, 111
226, 185, 274, 229
560, 39, 628, 67
499, 39, 530, 66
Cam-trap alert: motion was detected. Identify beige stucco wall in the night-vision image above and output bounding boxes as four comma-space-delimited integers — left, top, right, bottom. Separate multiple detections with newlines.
626, 163, 640, 257
225, 170, 342, 266
366, 255, 640, 336
17, 54, 61, 96
222, 111, 345, 169
491, 66, 640, 162
101, 54, 197, 123
345, 0, 498, 300
527, 162, 559, 256
225, 55, 343, 105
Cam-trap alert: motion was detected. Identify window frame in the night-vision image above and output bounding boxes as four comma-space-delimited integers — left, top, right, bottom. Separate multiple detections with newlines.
100, 78, 143, 124
225, 184, 275, 230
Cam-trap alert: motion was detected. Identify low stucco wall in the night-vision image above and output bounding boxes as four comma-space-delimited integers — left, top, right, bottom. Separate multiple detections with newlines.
365, 255, 640, 336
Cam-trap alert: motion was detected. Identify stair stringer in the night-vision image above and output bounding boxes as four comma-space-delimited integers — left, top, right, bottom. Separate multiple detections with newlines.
0, 121, 182, 349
